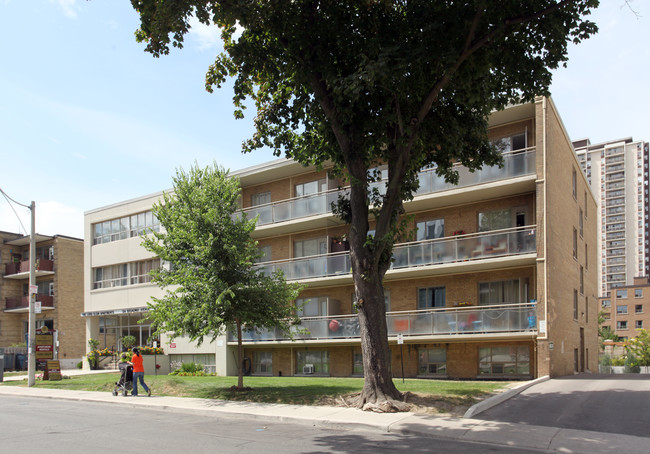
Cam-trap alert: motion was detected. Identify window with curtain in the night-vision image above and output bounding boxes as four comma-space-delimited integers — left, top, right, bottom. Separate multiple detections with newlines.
478, 209, 511, 232
416, 219, 444, 241
478, 279, 522, 306
417, 287, 446, 309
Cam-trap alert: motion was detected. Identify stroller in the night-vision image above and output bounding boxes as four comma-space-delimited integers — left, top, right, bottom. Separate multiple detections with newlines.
112, 362, 133, 396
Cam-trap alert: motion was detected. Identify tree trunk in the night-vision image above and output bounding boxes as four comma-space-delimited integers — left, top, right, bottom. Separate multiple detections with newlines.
236, 318, 244, 389
354, 268, 403, 409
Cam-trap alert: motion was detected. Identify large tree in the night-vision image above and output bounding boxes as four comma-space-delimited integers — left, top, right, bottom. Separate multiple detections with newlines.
131, 0, 599, 410
141, 164, 303, 389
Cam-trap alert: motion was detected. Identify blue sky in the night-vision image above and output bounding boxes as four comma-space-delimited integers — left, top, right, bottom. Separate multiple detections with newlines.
1, 1, 648, 239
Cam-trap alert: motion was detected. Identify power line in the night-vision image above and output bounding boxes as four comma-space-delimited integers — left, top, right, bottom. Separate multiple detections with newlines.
0, 186, 30, 234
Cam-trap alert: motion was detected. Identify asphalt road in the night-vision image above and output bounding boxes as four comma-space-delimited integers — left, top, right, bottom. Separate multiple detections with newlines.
0, 396, 545, 454
476, 374, 650, 437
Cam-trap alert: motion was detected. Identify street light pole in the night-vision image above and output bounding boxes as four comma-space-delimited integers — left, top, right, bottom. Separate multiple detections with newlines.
28, 201, 36, 387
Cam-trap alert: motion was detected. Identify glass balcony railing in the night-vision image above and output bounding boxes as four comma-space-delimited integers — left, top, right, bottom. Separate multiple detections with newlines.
230, 303, 537, 342
242, 149, 536, 226
255, 226, 536, 281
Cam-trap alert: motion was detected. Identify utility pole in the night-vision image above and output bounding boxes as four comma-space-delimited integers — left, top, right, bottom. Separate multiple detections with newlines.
28, 201, 36, 387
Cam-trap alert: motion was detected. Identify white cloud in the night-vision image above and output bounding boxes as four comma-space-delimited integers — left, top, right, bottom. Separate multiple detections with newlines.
188, 15, 222, 51
51, 0, 79, 18
35, 201, 84, 238
0, 199, 84, 238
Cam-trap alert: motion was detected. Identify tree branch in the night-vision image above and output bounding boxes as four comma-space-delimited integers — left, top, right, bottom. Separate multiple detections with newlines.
415, 0, 582, 129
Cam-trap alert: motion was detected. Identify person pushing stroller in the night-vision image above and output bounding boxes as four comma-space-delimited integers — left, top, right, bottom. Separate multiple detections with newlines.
128, 347, 151, 397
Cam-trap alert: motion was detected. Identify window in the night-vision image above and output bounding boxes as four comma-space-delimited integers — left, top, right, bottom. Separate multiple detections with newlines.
256, 245, 272, 263
416, 219, 444, 241
36, 319, 54, 331
418, 347, 447, 375
573, 290, 578, 320
296, 350, 329, 375
585, 244, 588, 269
585, 296, 589, 323
636, 320, 644, 329
129, 259, 160, 285
294, 237, 327, 257
478, 279, 523, 305
253, 352, 273, 374
616, 289, 628, 299
494, 133, 526, 152
251, 191, 271, 207
617, 305, 628, 315
295, 179, 326, 197
636, 304, 643, 314
417, 287, 446, 309
93, 260, 160, 289
572, 168, 577, 199
573, 228, 578, 259
601, 299, 611, 308
296, 296, 329, 317
479, 346, 530, 376
580, 266, 584, 294
478, 209, 511, 232
617, 321, 628, 330
579, 209, 583, 237
92, 211, 160, 245
635, 289, 643, 298
603, 313, 611, 321
584, 191, 588, 218
353, 351, 363, 375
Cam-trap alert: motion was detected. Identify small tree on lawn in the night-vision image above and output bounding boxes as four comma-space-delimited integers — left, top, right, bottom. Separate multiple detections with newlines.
141, 163, 303, 389
626, 329, 650, 368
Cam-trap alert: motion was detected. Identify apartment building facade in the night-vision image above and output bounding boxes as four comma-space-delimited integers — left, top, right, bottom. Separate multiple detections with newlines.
84, 97, 598, 379
600, 276, 650, 341
1, 231, 85, 368
574, 138, 650, 296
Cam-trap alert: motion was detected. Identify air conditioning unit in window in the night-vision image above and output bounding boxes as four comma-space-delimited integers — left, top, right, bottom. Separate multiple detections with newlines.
303, 364, 315, 374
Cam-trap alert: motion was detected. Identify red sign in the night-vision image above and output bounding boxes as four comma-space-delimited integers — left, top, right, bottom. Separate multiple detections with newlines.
170, 343, 176, 348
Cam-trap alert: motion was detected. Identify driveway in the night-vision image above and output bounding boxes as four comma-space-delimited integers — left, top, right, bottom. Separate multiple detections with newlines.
476, 374, 650, 437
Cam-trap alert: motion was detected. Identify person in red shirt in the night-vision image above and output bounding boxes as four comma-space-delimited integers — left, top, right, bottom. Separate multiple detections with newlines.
128, 347, 151, 397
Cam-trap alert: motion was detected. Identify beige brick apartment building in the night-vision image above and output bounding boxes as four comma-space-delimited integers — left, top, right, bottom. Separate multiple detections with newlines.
600, 276, 650, 341
84, 96, 598, 379
1, 231, 84, 369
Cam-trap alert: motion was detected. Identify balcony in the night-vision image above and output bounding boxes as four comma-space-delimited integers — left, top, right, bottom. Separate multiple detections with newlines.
230, 303, 537, 344
5, 295, 54, 312
242, 149, 536, 229
255, 227, 536, 283
4, 259, 54, 279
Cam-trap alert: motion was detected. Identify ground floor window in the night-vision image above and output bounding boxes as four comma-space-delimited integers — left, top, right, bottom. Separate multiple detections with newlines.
296, 350, 329, 375
418, 347, 447, 375
169, 354, 214, 373
353, 352, 363, 375
254, 351, 273, 375
478, 346, 530, 376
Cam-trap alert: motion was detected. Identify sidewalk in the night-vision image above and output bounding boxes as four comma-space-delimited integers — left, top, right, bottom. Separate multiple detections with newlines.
0, 371, 647, 453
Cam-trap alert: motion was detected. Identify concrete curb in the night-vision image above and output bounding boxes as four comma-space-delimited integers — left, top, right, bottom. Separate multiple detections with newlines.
462, 375, 550, 419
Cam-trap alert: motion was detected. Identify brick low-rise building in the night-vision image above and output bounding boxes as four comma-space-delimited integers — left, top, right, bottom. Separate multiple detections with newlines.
599, 276, 650, 341
84, 96, 599, 379
1, 231, 84, 369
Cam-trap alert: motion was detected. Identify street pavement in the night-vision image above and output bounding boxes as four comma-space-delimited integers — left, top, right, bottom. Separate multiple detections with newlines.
1, 370, 647, 453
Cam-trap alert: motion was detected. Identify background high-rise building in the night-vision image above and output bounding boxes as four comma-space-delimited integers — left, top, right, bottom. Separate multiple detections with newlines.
574, 138, 650, 297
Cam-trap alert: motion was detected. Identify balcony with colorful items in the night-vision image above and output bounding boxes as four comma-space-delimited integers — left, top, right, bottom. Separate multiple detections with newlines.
229, 302, 537, 344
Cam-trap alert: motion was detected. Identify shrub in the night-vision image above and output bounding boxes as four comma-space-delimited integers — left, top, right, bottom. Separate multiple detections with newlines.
76, 361, 83, 369
625, 354, 641, 373
611, 356, 625, 366
599, 355, 612, 366
169, 362, 213, 376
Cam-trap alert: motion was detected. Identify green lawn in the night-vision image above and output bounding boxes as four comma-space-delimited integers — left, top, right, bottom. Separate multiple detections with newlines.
1, 372, 510, 413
